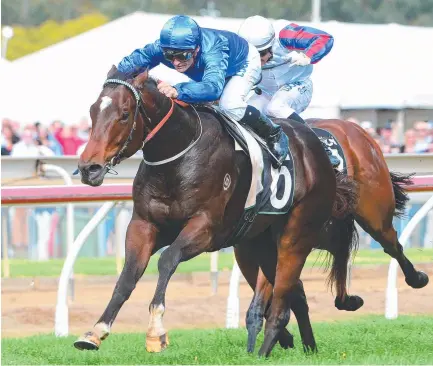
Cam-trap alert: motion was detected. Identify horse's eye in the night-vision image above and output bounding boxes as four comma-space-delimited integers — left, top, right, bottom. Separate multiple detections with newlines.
121, 112, 129, 121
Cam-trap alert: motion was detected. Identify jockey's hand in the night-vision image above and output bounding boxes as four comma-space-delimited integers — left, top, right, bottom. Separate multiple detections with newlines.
287, 51, 311, 66
157, 82, 179, 98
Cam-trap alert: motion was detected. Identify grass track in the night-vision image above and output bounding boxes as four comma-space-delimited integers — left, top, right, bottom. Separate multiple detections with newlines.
2, 248, 432, 278
2, 316, 433, 365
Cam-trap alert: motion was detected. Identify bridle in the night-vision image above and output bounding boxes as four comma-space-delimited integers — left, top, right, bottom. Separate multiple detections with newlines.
102, 78, 149, 170
102, 78, 202, 170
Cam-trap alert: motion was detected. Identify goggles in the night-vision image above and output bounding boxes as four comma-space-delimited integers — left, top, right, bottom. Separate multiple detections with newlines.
163, 49, 195, 62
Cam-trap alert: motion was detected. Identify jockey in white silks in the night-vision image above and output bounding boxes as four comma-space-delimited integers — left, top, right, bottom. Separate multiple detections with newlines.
238, 15, 339, 168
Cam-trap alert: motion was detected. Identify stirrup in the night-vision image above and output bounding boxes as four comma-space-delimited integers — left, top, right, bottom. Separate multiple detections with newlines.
270, 151, 284, 168
269, 131, 288, 169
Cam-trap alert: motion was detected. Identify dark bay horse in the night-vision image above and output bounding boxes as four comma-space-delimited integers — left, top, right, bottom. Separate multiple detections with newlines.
235, 118, 429, 353
74, 65, 354, 357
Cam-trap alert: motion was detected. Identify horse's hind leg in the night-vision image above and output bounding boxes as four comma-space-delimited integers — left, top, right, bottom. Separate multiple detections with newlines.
74, 215, 158, 351
324, 216, 364, 312
289, 279, 316, 352
259, 201, 325, 357
260, 276, 317, 352
357, 214, 429, 289
235, 234, 294, 353
259, 239, 312, 357
354, 171, 428, 289
236, 240, 316, 353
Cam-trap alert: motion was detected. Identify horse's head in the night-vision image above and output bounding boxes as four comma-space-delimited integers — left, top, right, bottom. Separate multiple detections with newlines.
78, 66, 153, 186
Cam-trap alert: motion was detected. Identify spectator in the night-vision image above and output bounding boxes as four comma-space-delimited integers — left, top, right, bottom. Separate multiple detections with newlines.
403, 129, 417, 153
378, 122, 400, 153
55, 125, 84, 155
77, 117, 91, 141
427, 121, 433, 152
50, 120, 64, 133
413, 121, 431, 153
10, 127, 41, 156
76, 127, 92, 156
35, 123, 63, 155
1, 123, 20, 155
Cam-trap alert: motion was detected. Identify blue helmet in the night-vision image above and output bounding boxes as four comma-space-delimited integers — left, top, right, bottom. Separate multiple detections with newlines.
159, 15, 201, 50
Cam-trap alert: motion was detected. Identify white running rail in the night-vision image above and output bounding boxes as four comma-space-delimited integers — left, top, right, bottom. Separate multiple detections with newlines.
385, 195, 433, 319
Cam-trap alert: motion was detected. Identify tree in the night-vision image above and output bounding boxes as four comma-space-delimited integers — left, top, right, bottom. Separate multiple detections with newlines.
2, 0, 433, 37
5, 13, 108, 60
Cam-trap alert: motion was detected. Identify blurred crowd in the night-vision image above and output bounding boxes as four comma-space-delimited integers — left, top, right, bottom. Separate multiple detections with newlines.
347, 118, 433, 153
1, 118, 91, 157
2, 117, 433, 156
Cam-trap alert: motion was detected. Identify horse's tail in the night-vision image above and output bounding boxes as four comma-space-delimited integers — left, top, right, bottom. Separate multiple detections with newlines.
326, 214, 359, 295
327, 172, 359, 294
331, 171, 358, 220
390, 172, 414, 218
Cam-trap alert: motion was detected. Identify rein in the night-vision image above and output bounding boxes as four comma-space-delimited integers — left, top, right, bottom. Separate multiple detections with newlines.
102, 79, 201, 169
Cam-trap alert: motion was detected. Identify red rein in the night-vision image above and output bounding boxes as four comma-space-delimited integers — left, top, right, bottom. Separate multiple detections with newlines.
144, 95, 189, 144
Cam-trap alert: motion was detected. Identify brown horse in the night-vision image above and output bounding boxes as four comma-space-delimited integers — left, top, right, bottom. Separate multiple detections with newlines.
74, 65, 354, 357
235, 118, 429, 354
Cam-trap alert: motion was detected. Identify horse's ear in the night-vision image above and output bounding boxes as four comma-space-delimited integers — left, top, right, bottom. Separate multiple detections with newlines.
107, 65, 117, 78
133, 68, 149, 89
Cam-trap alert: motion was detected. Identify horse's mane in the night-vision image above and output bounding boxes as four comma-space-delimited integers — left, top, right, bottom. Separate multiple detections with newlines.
105, 69, 158, 91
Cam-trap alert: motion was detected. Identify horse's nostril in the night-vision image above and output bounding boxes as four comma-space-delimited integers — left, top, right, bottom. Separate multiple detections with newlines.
88, 164, 103, 173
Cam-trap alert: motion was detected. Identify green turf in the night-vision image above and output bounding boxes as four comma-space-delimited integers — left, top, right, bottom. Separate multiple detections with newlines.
2, 316, 433, 364
2, 249, 432, 278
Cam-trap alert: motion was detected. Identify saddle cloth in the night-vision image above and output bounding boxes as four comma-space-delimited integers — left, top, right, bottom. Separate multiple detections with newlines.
197, 105, 295, 216
312, 127, 347, 172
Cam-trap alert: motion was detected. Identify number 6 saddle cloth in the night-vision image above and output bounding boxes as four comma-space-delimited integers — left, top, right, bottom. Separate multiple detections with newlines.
196, 105, 296, 219
208, 108, 295, 244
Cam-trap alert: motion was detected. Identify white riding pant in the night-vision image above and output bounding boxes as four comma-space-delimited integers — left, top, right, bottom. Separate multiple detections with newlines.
219, 43, 262, 121
247, 78, 313, 118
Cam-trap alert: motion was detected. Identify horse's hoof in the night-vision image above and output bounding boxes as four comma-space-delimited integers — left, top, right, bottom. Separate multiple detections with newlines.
335, 295, 364, 311
278, 329, 294, 349
406, 271, 429, 289
303, 343, 318, 354
74, 331, 101, 351
146, 333, 169, 353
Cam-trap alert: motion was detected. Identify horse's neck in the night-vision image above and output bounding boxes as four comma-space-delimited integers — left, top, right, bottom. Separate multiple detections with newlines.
141, 91, 198, 164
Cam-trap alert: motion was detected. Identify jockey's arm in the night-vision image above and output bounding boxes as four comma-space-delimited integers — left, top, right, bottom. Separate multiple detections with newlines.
174, 47, 229, 103
117, 41, 163, 75
279, 23, 334, 64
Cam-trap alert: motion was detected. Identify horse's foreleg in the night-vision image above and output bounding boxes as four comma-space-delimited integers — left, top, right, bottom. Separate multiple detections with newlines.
74, 216, 157, 351
146, 213, 214, 353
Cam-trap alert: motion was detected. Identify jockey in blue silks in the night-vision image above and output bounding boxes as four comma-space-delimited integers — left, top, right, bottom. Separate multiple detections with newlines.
238, 15, 339, 168
117, 15, 289, 167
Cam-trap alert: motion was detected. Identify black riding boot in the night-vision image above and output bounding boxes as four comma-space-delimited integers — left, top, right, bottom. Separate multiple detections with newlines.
288, 112, 340, 169
240, 106, 289, 168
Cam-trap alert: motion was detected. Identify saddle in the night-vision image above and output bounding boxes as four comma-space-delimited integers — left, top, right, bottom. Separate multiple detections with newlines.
195, 104, 269, 159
